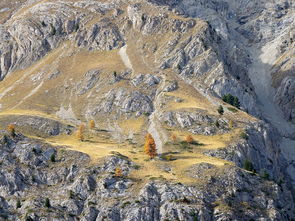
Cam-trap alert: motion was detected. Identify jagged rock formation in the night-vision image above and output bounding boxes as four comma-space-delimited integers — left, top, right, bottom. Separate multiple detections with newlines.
0, 0, 295, 220
0, 135, 294, 220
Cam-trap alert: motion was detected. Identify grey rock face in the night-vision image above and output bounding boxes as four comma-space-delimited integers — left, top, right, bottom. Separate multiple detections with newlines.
163, 81, 178, 92
76, 20, 124, 51
0, 115, 73, 137
159, 110, 229, 135
131, 74, 161, 87
77, 69, 100, 95
204, 122, 286, 181
0, 0, 295, 220
1, 135, 294, 220
0, 1, 125, 80
99, 88, 154, 116
274, 76, 295, 122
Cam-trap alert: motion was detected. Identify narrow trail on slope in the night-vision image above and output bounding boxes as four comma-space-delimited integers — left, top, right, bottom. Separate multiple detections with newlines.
248, 40, 295, 183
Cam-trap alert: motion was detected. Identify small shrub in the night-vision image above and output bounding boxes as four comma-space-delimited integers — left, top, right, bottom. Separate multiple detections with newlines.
16, 199, 21, 209
190, 140, 204, 146
243, 159, 254, 172
163, 154, 173, 161
121, 201, 131, 208
2, 135, 9, 144
50, 24, 56, 35
50, 154, 56, 162
31, 175, 36, 183
222, 94, 240, 108
179, 141, 191, 150
217, 105, 224, 115
41, 21, 46, 27
44, 198, 51, 208
261, 170, 269, 180
133, 165, 141, 170
75, 23, 79, 31
68, 190, 75, 199
229, 120, 234, 129
215, 121, 220, 128
240, 132, 249, 140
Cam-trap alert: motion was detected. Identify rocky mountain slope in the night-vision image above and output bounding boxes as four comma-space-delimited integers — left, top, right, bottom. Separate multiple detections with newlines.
0, 0, 295, 220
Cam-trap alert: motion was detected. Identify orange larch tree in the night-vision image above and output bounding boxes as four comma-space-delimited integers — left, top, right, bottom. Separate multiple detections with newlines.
171, 134, 177, 142
186, 135, 194, 144
79, 123, 85, 132
76, 123, 85, 141
76, 130, 84, 141
89, 120, 95, 129
114, 167, 123, 177
7, 124, 16, 137
144, 133, 157, 159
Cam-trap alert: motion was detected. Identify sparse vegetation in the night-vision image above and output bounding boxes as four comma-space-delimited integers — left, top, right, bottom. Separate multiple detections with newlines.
240, 132, 249, 140
215, 121, 220, 128
179, 141, 191, 150
222, 94, 240, 108
261, 170, 270, 180
75, 23, 79, 31
50, 24, 56, 36
45, 198, 51, 208
1, 135, 9, 144
41, 21, 46, 27
228, 107, 238, 113
144, 133, 157, 159
133, 165, 141, 170
229, 120, 234, 129
68, 190, 75, 199
217, 105, 224, 115
16, 199, 21, 209
50, 153, 56, 162
243, 159, 254, 172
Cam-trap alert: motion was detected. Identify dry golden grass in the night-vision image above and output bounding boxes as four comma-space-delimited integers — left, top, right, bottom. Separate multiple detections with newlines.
118, 117, 146, 135
0, 0, 258, 187
170, 128, 243, 151
36, 125, 236, 185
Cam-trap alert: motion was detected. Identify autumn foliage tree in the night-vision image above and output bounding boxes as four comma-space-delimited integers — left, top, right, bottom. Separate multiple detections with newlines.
144, 133, 157, 159
79, 123, 85, 132
171, 134, 177, 142
114, 167, 123, 177
89, 120, 95, 129
7, 124, 16, 137
76, 123, 85, 141
186, 135, 194, 144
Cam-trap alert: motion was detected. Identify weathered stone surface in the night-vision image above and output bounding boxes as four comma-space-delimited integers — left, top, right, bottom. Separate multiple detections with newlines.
0, 134, 294, 220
